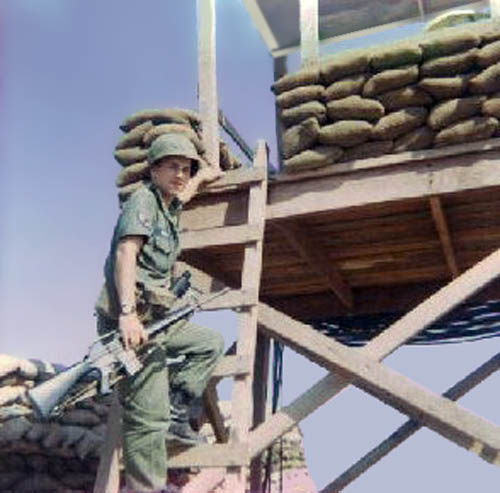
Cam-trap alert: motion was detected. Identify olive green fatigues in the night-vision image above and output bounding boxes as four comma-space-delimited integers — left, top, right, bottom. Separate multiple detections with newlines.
95, 184, 223, 492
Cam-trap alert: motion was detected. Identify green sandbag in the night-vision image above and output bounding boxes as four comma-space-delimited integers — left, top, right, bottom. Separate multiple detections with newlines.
319, 120, 373, 147
418, 74, 473, 100
120, 108, 201, 132
393, 126, 435, 152
376, 86, 433, 111
271, 67, 320, 95
326, 95, 384, 122
320, 51, 369, 84
370, 42, 422, 71
276, 85, 325, 109
115, 161, 149, 187
362, 65, 419, 97
324, 74, 368, 101
434, 116, 498, 147
115, 121, 154, 150
482, 92, 500, 118
342, 140, 394, 162
476, 40, 500, 67
282, 117, 320, 159
142, 123, 205, 155
372, 107, 428, 140
113, 147, 148, 167
117, 180, 148, 204
428, 96, 485, 130
469, 62, 500, 94
281, 101, 327, 128
420, 48, 478, 77
419, 30, 479, 61
283, 145, 344, 173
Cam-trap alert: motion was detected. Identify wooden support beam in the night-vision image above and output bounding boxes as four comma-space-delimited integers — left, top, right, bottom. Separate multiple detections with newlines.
168, 443, 249, 468
181, 223, 261, 250
201, 289, 257, 311
322, 352, 500, 492
274, 220, 353, 309
211, 355, 252, 379
429, 196, 459, 278
299, 0, 320, 67
203, 382, 228, 444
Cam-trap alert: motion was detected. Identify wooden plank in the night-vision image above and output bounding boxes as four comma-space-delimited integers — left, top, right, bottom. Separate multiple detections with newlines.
181, 224, 261, 250
201, 289, 257, 310
274, 220, 353, 308
211, 355, 252, 379
181, 468, 226, 493
300, 0, 319, 67
257, 303, 500, 464
322, 352, 500, 492
203, 382, 229, 444
248, 248, 500, 459
168, 443, 249, 468
429, 196, 460, 278
203, 167, 266, 191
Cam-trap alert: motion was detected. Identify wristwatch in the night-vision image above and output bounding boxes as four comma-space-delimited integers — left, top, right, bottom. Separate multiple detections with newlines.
120, 303, 136, 316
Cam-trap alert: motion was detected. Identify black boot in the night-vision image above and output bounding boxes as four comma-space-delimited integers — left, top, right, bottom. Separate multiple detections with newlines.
167, 391, 206, 446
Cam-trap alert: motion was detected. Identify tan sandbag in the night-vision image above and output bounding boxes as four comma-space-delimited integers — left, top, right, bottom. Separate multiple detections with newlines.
271, 67, 320, 95
118, 180, 148, 204
418, 74, 473, 99
477, 39, 500, 67
77, 399, 110, 417
419, 30, 480, 60
60, 408, 101, 427
0, 404, 31, 421
142, 123, 205, 155
393, 126, 435, 152
319, 121, 373, 147
376, 86, 433, 111
434, 116, 498, 147
276, 85, 324, 109
120, 108, 201, 132
362, 65, 419, 97
370, 42, 422, 71
0, 386, 27, 406
283, 146, 344, 173
428, 96, 485, 130
0, 355, 38, 380
59, 425, 87, 448
469, 62, 500, 94
372, 107, 428, 140
482, 93, 500, 118
324, 74, 368, 101
420, 48, 478, 77
478, 24, 500, 45
115, 160, 149, 187
113, 147, 148, 166
42, 423, 65, 448
25, 422, 49, 442
0, 416, 31, 442
326, 96, 385, 122
115, 121, 154, 150
282, 117, 320, 159
281, 101, 327, 128
320, 51, 369, 84
76, 430, 103, 459
342, 141, 394, 161
219, 142, 242, 171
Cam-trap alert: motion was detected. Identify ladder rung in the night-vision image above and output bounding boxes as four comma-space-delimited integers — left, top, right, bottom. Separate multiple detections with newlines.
168, 443, 249, 468
211, 355, 252, 379
205, 167, 266, 191
181, 224, 262, 250
202, 289, 257, 310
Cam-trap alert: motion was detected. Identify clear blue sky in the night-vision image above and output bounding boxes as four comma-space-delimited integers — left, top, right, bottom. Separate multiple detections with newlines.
1, 1, 499, 491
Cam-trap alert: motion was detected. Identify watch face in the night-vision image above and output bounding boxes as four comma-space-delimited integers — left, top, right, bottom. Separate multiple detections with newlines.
121, 304, 135, 315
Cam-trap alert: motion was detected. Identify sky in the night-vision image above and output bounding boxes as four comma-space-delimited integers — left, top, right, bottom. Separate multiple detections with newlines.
1, 1, 499, 491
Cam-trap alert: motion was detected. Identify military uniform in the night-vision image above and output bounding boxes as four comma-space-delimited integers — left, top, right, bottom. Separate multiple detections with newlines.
95, 182, 224, 492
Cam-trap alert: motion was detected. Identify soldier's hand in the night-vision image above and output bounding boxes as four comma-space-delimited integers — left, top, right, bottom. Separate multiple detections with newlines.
119, 314, 148, 350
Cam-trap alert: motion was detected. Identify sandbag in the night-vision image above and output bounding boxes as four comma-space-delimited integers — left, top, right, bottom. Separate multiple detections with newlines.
0, 404, 31, 421
0, 386, 27, 406
362, 65, 419, 97
420, 48, 478, 77
118, 180, 148, 204
142, 123, 205, 155
376, 86, 433, 111
115, 121, 154, 150
469, 62, 500, 94
326, 96, 385, 122
476, 39, 500, 67
419, 30, 480, 60
115, 160, 149, 187
113, 147, 148, 167
482, 92, 500, 118
393, 126, 435, 152
0, 472, 23, 490
282, 117, 320, 159
434, 116, 498, 147
370, 42, 422, 71
60, 408, 102, 427
276, 85, 324, 109
14, 474, 64, 492
324, 74, 368, 101
283, 146, 344, 173
271, 67, 320, 95
418, 74, 473, 99
428, 96, 485, 130
25, 422, 49, 442
219, 142, 242, 171
320, 51, 369, 83
120, 108, 201, 132
281, 101, 327, 127
372, 107, 428, 140
76, 430, 103, 459
0, 416, 31, 442
342, 140, 394, 161
0, 355, 39, 380
319, 120, 373, 147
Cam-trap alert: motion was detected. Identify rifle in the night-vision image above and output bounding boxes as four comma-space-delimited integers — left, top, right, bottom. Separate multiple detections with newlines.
27, 286, 229, 420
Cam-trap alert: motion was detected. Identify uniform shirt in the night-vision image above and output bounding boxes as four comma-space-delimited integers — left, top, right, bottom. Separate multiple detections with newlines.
95, 183, 182, 322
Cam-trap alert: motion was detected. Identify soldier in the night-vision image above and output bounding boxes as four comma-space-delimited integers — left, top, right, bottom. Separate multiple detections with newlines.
94, 133, 224, 492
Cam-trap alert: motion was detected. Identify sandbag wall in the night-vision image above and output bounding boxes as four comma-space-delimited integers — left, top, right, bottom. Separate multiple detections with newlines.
113, 108, 242, 203
273, 22, 500, 173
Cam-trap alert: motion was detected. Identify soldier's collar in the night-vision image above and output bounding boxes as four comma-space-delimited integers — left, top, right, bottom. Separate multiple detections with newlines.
150, 183, 183, 217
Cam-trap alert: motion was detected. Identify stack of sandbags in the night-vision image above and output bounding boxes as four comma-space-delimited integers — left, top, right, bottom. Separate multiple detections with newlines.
272, 21, 500, 174
114, 108, 242, 203
0, 354, 111, 492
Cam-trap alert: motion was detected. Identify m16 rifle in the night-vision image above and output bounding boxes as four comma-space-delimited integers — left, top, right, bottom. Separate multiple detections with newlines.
27, 276, 229, 420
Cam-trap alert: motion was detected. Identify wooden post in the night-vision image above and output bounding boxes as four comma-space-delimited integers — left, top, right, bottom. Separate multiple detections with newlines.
299, 0, 319, 67
491, 0, 500, 20
274, 56, 287, 171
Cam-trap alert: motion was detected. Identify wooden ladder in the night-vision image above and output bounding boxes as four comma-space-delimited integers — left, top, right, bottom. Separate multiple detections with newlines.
94, 140, 269, 493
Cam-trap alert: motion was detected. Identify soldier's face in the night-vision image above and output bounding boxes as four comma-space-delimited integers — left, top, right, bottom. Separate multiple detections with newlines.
151, 156, 191, 199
